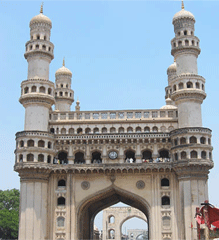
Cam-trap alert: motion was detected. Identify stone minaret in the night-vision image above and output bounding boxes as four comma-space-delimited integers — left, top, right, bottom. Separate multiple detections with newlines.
15, 5, 56, 240
55, 59, 74, 111
19, 4, 55, 131
170, 1, 206, 128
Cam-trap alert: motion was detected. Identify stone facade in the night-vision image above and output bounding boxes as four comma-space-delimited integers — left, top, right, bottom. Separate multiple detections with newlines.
14, 3, 214, 240
102, 207, 147, 239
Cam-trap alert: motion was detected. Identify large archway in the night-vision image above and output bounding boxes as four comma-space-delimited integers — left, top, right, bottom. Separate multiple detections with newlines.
77, 186, 150, 240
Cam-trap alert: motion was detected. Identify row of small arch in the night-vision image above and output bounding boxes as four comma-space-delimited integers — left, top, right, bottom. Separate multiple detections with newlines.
172, 81, 205, 92
18, 139, 52, 148
173, 136, 211, 146
26, 43, 53, 53
176, 30, 193, 37
51, 125, 174, 135
55, 91, 72, 98
31, 34, 49, 41
17, 149, 170, 163
174, 150, 212, 161
23, 85, 53, 95
172, 39, 199, 48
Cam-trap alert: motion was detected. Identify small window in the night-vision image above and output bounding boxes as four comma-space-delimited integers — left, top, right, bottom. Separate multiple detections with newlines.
144, 127, 150, 133
196, 82, 200, 89
178, 41, 182, 47
48, 142, 51, 149
57, 197, 65, 206
35, 44, 39, 49
42, 45, 46, 50
77, 128, 83, 134
24, 87, 29, 94
44, 36, 47, 40
60, 92, 63, 96
65, 92, 68, 96
174, 153, 178, 161
161, 178, 169, 187
50, 128, 55, 133
19, 140, 24, 148
58, 179, 66, 187
37, 35, 40, 40
39, 86, 45, 93
19, 154, 23, 162
179, 83, 183, 89
184, 30, 187, 36
173, 42, 176, 48
180, 137, 186, 145
48, 88, 52, 94
187, 82, 193, 88
27, 153, 34, 162
136, 127, 141, 133
200, 137, 206, 144
29, 45, 33, 50
31, 86, 37, 92
181, 151, 187, 159
202, 84, 205, 91
152, 126, 158, 132
162, 196, 170, 206
48, 47, 51, 51
61, 84, 63, 88
190, 136, 197, 143
127, 127, 133, 133
110, 127, 116, 133
27, 139, 34, 147
173, 85, 176, 91
38, 154, 44, 162
47, 155, 51, 163
61, 128, 66, 134
201, 151, 206, 159
38, 140, 45, 148
109, 216, 115, 223
178, 32, 180, 36
69, 128, 74, 134
192, 40, 194, 46
190, 150, 197, 159
174, 139, 178, 146
185, 40, 189, 46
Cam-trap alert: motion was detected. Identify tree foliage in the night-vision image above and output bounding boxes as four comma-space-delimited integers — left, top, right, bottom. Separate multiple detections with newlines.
0, 189, 19, 239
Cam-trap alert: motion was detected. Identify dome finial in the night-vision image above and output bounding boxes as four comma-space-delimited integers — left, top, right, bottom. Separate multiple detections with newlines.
40, 2, 44, 14
63, 57, 65, 67
181, 0, 184, 10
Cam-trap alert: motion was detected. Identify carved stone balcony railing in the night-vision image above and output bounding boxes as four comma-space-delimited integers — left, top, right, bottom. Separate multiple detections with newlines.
170, 127, 212, 137
50, 109, 178, 122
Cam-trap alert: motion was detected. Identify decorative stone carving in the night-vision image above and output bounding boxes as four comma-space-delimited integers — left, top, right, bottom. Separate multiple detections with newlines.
136, 180, 145, 189
81, 181, 90, 190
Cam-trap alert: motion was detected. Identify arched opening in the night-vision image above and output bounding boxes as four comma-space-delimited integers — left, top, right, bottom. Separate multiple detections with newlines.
161, 178, 169, 187
109, 215, 115, 223
19, 154, 23, 162
174, 153, 178, 161
152, 126, 158, 132
85, 128, 91, 134
58, 179, 66, 187
118, 127, 124, 133
136, 127, 141, 133
108, 229, 115, 239
57, 197, 65, 206
196, 82, 200, 89
39, 86, 45, 93
178, 82, 183, 89
27, 153, 34, 162
127, 127, 133, 133
102, 127, 107, 133
75, 152, 85, 164
187, 82, 193, 88
24, 87, 29, 94
142, 150, 152, 163
61, 128, 66, 134
144, 127, 150, 133
180, 137, 186, 144
121, 216, 148, 240
92, 151, 102, 164
27, 139, 34, 147
185, 39, 189, 46
125, 150, 135, 163
78, 186, 150, 240
19, 140, 24, 148
93, 128, 99, 134
184, 30, 187, 36
48, 88, 52, 94
200, 137, 206, 144
38, 140, 45, 148
38, 154, 44, 162
201, 151, 206, 159
48, 141, 51, 149
161, 196, 170, 206
50, 128, 55, 133
57, 151, 68, 164
69, 128, 74, 134
47, 155, 51, 163
158, 149, 169, 162
110, 127, 116, 133
190, 136, 197, 144
190, 150, 197, 159
31, 86, 37, 92
181, 151, 187, 160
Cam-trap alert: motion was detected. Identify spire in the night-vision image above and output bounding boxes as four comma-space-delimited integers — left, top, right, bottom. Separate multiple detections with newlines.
63, 57, 65, 67
181, 0, 184, 10
40, 2, 43, 14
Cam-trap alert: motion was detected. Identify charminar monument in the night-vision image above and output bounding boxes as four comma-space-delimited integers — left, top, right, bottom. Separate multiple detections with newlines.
14, 1, 213, 240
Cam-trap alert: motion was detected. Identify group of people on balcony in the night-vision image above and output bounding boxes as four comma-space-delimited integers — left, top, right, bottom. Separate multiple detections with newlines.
52, 150, 170, 165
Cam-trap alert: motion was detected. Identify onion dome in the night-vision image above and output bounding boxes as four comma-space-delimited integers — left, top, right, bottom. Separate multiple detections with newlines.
30, 4, 52, 27
161, 98, 177, 109
55, 58, 72, 76
167, 60, 176, 74
173, 1, 195, 23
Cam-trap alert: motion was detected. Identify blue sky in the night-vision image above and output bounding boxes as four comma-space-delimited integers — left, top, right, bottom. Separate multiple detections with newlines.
1, 0, 219, 231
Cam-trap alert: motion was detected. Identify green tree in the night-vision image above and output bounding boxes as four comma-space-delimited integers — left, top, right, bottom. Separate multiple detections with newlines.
0, 189, 19, 239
